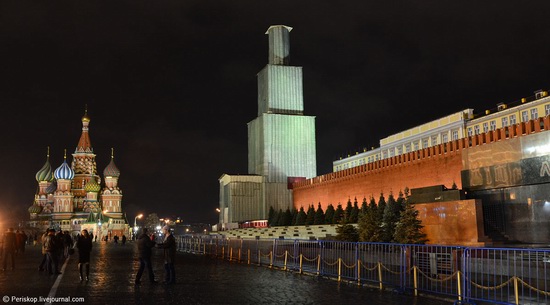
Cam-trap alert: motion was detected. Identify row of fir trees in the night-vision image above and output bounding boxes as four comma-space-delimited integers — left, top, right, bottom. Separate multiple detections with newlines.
267, 188, 427, 244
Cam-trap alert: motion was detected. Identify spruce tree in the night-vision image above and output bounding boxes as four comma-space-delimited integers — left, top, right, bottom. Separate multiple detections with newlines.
394, 201, 428, 244
291, 207, 298, 226
358, 196, 382, 242
280, 208, 292, 226
295, 207, 307, 225
314, 202, 325, 225
360, 197, 368, 218
350, 198, 360, 223
344, 198, 353, 223
305, 204, 315, 225
271, 209, 280, 227
324, 204, 335, 224
335, 223, 359, 242
334, 203, 344, 224
381, 192, 402, 242
268, 206, 276, 226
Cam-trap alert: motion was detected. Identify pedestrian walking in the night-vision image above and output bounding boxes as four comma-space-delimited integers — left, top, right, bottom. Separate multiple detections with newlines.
15, 230, 27, 254
76, 229, 93, 281
63, 231, 73, 258
38, 229, 49, 271
121, 234, 127, 245
2, 228, 17, 271
135, 228, 157, 285
42, 229, 60, 275
156, 225, 176, 284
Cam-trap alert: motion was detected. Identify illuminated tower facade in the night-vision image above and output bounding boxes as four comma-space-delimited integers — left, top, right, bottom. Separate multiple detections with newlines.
218, 25, 317, 229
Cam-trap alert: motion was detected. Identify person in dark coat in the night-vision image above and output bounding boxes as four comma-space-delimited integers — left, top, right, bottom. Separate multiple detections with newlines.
135, 228, 157, 285
156, 225, 176, 284
2, 228, 17, 270
42, 229, 60, 274
76, 229, 93, 281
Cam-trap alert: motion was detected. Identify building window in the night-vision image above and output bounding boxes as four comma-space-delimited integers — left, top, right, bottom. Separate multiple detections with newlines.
483, 122, 489, 133
467, 127, 473, 137
422, 138, 429, 148
474, 125, 480, 135
502, 117, 508, 127
522, 110, 529, 122
510, 114, 517, 125
531, 108, 538, 120
413, 141, 419, 151
397, 146, 403, 155
431, 135, 438, 146
382, 151, 388, 159
545, 104, 550, 116
490, 120, 496, 131
389, 149, 394, 157
452, 130, 459, 140
441, 133, 448, 143
405, 144, 411, 153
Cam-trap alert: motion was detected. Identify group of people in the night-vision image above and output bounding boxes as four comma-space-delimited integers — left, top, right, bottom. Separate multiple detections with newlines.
38, 229, 75, 275
2, 226, 177, 285
135, 225, 176, 285
2, 228, 36, 270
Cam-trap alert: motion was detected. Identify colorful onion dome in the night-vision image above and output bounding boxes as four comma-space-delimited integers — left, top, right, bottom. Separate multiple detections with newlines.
84, 176, 101, 193
45, 180, 57, 193
28, 204, 42, 214
54, 150, 75, 180
103, 150, 120, 177
35, 148, 54, 182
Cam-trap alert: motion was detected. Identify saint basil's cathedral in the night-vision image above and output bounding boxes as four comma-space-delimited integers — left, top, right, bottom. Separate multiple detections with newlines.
27, 110, 129, 239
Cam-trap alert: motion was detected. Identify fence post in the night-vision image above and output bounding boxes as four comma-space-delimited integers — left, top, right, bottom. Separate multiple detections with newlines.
413, 266, 418, 297
317, 254, 321, 275
284, 250, 288, 271
457, 271, 462, 303
248, 249, 251, 265
378, 261, 383, 291
357, 259, 361, 285
514, 276, 519, 305
269, 251, 273, 268
299, 254, 303, 274
338, 258, 342, 282
221, 246, 224, 260
230, 247, 233, 261
258, 249, 261, 266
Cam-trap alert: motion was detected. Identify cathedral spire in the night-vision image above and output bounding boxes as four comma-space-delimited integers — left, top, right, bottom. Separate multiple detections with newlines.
76, 105, 92, 153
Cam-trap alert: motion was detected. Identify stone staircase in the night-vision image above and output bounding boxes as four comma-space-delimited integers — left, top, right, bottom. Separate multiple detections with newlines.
212, 224, 345, 240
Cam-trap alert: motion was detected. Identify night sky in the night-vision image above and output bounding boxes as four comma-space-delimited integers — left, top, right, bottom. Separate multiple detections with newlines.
2, 1, 550, 225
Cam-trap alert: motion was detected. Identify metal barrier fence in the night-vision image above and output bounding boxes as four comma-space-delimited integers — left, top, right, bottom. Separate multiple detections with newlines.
175, 236, 550, 305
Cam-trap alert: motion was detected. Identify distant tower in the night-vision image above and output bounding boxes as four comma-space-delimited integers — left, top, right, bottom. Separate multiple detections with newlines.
218, 25, 317, 229
101, 148, 123, 215
71, 107, 100, 212
248, 25, 316, 211
53, 150, 75, 215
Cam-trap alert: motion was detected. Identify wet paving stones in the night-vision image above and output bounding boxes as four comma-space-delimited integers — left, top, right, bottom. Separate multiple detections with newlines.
0, 241, 455, 304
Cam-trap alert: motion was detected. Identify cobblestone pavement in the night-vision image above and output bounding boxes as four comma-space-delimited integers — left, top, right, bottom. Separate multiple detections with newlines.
0, 241, 457, 305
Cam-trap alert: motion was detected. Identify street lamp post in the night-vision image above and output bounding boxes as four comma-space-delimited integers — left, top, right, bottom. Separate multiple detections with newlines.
134, 214, 143, 240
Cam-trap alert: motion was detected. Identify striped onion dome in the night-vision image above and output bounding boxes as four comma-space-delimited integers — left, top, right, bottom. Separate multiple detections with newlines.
35, 154, 54, 182
103, 157, 120, 177
45, 180, 57, 193
54, 159, 75, 180
28, 204, 42, 214
84, 175, 101, 193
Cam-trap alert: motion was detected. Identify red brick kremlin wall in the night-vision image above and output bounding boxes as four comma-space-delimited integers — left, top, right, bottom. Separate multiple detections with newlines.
292, 116, 550, 212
